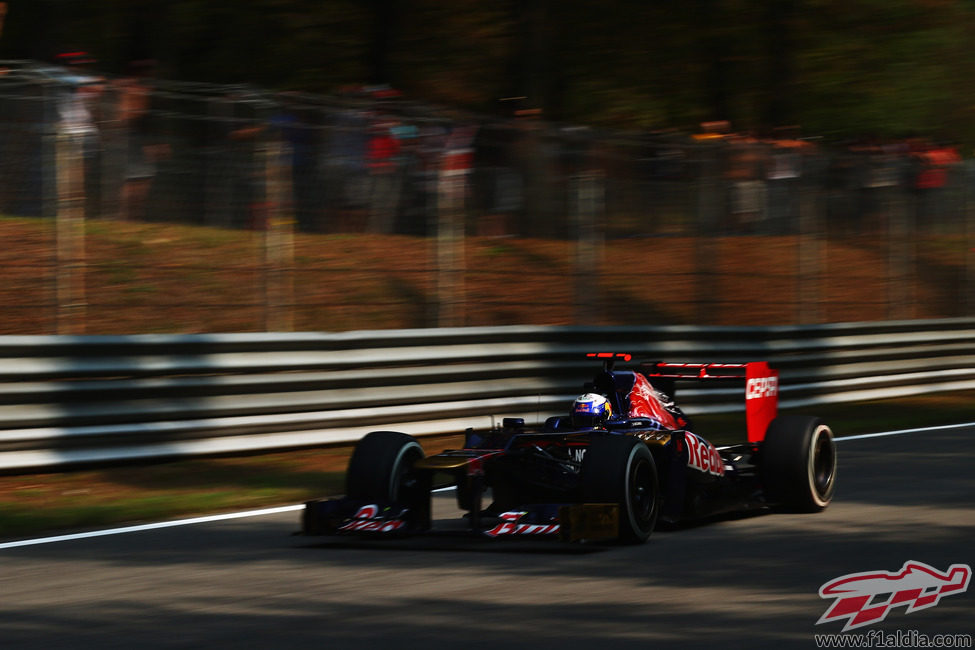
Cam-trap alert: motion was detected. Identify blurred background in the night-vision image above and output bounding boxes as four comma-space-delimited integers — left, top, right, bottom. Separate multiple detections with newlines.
0, 0, 973, 334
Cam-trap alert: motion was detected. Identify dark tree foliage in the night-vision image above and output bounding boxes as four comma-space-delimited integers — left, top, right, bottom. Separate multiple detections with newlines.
2, 0, 973, 143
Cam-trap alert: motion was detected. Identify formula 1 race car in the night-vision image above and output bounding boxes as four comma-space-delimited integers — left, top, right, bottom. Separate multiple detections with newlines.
301, 354, 837, 544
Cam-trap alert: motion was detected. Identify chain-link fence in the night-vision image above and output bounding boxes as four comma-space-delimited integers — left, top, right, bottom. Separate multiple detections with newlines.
1, 60, 973, 334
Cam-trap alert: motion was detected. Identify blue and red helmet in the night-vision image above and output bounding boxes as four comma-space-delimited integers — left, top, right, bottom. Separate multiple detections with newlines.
571, 393, 613, 428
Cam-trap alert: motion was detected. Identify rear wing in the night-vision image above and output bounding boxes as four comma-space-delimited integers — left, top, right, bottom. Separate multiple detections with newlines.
641, 361, 779, 443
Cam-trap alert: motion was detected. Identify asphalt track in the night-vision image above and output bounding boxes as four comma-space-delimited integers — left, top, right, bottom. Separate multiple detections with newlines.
2, 426, 973, 649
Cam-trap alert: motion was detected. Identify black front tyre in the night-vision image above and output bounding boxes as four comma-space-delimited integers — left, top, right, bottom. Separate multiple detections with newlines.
345, 430, 425, 503
581, 435, 660, 543
761, 416, 837, 512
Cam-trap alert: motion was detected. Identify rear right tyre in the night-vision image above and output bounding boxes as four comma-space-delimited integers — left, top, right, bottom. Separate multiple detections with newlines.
761, 416, 837, 512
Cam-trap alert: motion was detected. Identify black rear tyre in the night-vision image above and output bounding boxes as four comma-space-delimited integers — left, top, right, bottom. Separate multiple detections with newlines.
346, 431, 425, 503
581, 435, 659, 543
761, 416, 836, 512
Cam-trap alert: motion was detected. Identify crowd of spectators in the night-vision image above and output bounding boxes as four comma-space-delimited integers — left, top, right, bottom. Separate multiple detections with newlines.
0, 60, 970, 239
690, 120, 965, 236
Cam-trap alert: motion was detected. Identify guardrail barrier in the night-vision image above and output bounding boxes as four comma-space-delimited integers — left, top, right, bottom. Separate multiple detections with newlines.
1, 319, 974, 471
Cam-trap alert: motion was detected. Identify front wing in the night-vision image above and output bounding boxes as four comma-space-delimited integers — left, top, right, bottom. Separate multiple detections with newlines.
302, 496, 622, 543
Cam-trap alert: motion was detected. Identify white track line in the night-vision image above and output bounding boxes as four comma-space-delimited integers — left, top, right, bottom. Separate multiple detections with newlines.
835, 421, 975, 442
3, 422, 972, 550
0, 504, 303, 550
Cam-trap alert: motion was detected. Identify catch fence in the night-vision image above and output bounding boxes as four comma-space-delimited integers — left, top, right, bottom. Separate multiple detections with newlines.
0, 60, 973, 334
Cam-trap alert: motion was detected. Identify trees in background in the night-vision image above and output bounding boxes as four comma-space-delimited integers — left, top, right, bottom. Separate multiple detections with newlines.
3, 0, 974, 144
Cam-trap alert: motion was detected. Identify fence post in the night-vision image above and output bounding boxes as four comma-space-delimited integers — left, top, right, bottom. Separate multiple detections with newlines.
436, 127, 473, 327
263, 137, 295, 332
888, 185, 916, 320
436, 168, 465, 328
967, 161, 975, 317
797, 176, 822, 324
694, 142, 721, 324
573, 169, 603, 324
205, 96, 233, 228
55, 128, 86, 334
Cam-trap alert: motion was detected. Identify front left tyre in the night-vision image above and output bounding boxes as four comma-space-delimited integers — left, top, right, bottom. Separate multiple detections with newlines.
345, 430, 425, 503
581, 435, 660, 543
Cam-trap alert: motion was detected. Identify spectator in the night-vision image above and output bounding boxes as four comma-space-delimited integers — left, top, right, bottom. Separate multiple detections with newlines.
366, 120, 402, 233
912, 139, 961, 232
116, 59, 163, 221
765, 131, 805, 235
724, 134, 767, 233
272, 93, 323, 233
321, 108, 369, 231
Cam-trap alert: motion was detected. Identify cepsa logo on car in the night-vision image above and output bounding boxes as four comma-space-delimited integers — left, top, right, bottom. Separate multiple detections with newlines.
685, 432, 725, 477
745, 375, 778, 400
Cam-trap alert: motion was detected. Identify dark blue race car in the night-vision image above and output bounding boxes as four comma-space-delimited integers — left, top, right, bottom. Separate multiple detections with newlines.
302, 354, 837, 544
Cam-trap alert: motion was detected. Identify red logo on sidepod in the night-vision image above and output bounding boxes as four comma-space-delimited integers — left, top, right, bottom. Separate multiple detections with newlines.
684, 431, 725, 477
817, 561, 971, 631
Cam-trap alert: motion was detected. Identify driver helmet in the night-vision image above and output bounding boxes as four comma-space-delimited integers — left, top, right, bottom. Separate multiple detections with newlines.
570, 393, 612, 428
